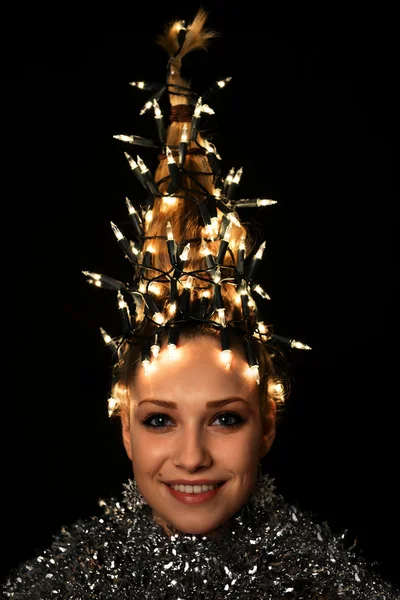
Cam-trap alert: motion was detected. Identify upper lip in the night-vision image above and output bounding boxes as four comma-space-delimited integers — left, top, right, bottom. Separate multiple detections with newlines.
164, 480, 225, 485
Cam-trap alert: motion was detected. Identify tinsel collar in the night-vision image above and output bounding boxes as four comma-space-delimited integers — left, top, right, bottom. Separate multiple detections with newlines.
2, 474, 399, 599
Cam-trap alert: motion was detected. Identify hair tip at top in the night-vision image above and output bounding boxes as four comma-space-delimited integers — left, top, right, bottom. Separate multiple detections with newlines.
156, 8, 219, 59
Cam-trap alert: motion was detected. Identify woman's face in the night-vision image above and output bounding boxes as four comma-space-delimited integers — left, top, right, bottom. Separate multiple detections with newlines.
122, 335, 275, 536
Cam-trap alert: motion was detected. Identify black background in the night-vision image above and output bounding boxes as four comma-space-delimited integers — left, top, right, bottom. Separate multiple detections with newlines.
1, 1, 398, 587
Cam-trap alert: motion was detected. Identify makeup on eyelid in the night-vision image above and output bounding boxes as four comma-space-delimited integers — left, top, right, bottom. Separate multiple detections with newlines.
142, 411, 246, 430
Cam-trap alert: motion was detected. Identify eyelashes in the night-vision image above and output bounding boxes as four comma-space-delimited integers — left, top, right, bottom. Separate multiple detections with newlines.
141, 411, 246, 431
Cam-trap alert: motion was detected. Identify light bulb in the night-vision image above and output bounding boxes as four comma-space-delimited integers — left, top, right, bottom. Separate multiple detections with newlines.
217, 308, 226, 327
255, 241, 266, 260
179, 243, 190, 262
165, 146, 175, 165
257, 198, 277, 206
136, 155, 148, 174
184, 276, 193, 290
166, 221, 174, 241
108, 396, 119, 418
180, 123, 189, 143
124, 152, 138, 170
211, 266, 221, 284
223, 222, 232, 242
291, 340, 312, 350
110, 221, 124, 241
220, 349, 232, 369
168, 343, 177, 359
153, 99, 162, 118
150, 344, 160, 358
113, 134, 133, 143
142, 359, 152, 376
153, 312, 165, 325
168, 301, 177, 316
163, 195, 177, 206
194, 96, 202, 118
217, 77, 232, 88
227, 212, 241, 227
232, 167, 243, 185
100, 327, 113, 345
145, 210, 153, 225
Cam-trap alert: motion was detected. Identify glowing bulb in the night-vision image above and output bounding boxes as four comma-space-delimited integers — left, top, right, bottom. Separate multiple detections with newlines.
168, 301, 177, 316
180, 123, 189, 143
113, 134, 133, 143
255, 241, 266, 260
153, 99, 162, 118
252, 284, 271, 300
140, 100, 153, 115
204, 140, 221, 158
200, 238, 211, 256
184, 276, 193, 290
217, 77, 232, 88
166, 221, 174, 241
194, 96, 202, 119
223, 222, 232, 242
110, 221, 124, 241
179, 243, 190, 262
212, 266, 221, 284
151, 344, 160, 358
100, 327, 113, 345
124, 152, 138, 170
136, 155, 148, 174
202, 290, 211, 298
108, 396, 119, 418
220, 349, 232, 369
257, 198, 277, 206
291, 340, 312, 350
232, 167, 243, 185
168, 343, 177, 359
201, 104, 215, 115
129, 241, 140, 256
225, 168, 235, 187
257, 321, 269, 335
203, 224, 215, 240
145, 210, 153, 225
251, 364, 260, 385
118, 295, 128, 310
165, 146, 176, 165
129, 81, 145, 89
149, 282, 162, 296
211, 217, 219, 236
227, 212, 241, 228
217, 308, 226, 327
142, 359, 152, 376
153, 312, 165, 325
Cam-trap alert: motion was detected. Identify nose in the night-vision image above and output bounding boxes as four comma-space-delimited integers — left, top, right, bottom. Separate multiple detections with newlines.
172, 426, 212, 472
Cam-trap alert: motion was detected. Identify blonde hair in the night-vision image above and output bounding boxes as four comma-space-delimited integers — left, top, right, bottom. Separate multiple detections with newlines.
109, 10, 289, 424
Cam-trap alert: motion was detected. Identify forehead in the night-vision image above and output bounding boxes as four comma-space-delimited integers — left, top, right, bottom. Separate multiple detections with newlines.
131, 335, 257, 404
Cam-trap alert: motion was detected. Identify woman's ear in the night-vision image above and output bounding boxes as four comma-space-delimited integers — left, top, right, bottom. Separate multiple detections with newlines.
259, 398, 276, 458
121, 409, 133, 461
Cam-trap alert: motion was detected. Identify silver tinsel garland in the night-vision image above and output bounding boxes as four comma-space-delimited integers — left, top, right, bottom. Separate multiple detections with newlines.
2, 474, 399, 599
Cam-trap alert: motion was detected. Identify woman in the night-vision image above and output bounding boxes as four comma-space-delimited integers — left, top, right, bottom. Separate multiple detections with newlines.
2, 9, 398, 599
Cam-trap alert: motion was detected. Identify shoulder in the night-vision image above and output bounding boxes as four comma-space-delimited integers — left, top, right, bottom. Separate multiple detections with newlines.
1, 497, 138, 599
246, 475, 399, 598
261, 488, 400, 599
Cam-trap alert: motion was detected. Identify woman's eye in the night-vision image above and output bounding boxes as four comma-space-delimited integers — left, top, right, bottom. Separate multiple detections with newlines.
142, 412, 245, 430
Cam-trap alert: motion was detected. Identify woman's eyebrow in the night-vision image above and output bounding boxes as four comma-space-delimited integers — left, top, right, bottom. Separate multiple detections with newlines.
137, 397, 248, 409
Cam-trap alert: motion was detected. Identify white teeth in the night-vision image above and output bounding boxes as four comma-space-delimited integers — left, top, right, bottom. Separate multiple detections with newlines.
169, 483, 219, 493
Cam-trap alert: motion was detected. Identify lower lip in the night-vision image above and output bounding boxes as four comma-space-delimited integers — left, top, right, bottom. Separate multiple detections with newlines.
164, 482, 226, 504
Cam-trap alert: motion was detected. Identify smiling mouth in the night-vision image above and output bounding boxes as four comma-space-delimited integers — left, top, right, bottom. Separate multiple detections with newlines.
164, 481, 225, 493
